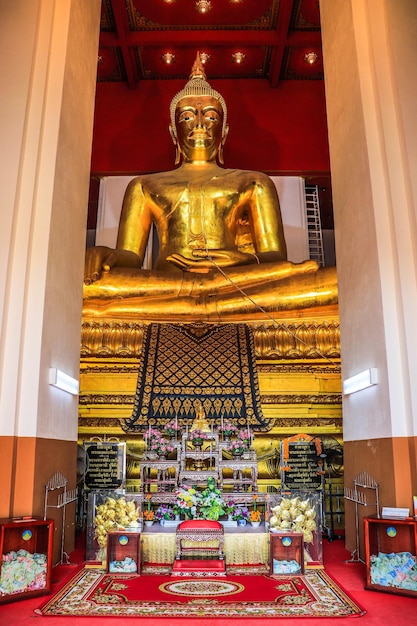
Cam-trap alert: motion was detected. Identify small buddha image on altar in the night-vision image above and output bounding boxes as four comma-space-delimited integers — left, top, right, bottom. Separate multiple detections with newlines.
190, 404, 211, 434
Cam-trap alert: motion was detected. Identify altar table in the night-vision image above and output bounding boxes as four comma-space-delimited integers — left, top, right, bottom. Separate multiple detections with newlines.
141, 525, 269, 566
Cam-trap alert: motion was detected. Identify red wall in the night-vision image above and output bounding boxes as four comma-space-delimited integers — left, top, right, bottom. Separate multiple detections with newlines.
90, 78, 330, 176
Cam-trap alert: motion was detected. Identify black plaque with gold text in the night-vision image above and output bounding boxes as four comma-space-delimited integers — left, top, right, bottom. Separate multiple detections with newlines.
280, 440, 322, 491
83, 442, 126, 491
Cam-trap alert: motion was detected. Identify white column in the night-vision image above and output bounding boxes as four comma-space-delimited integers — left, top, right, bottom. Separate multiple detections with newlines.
321, 0, 417, 443
0, 0, 100, 441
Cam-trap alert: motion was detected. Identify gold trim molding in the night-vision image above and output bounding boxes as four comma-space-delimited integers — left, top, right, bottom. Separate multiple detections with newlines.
80, 319, 340, 360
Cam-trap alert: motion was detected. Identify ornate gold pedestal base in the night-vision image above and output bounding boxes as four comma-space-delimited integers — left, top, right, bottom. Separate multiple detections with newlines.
78, 305, 342, 494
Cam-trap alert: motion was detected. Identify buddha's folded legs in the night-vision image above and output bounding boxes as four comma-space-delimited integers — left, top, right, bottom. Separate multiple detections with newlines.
82, 265, 337, 321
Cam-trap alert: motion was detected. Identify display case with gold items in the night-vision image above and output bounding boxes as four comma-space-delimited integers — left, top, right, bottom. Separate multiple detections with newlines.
268, 491, 322, 567
86, 492, 142, 562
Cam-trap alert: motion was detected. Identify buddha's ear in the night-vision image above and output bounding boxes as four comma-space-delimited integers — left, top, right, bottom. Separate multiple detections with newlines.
169, 125, 181, 165
169, 124, 177, 145
218, 124, 229, 165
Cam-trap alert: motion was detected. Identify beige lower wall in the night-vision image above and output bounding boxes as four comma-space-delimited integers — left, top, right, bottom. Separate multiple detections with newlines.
344, 436, 417, 556
0, 436, 78, 565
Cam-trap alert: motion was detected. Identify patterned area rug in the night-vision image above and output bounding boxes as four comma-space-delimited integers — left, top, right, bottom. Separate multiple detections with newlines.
36, 568, 365, 618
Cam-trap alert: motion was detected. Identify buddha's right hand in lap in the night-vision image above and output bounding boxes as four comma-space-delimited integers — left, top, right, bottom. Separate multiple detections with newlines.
84, 246, 142, 284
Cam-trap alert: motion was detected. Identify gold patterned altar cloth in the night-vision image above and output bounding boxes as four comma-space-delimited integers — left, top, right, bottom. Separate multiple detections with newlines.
141, 531, 269, 565
122, 323, 267, 433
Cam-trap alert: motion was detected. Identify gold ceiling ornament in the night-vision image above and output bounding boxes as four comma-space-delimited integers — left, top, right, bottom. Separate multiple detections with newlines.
199, 51, 211, 65
195, 0, 212, 13
232, 51, 246, 64
162, 52, 176, 65
304, 51, 319, 65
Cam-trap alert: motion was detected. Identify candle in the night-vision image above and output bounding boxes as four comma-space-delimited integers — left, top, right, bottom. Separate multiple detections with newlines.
175, 415, 178, 430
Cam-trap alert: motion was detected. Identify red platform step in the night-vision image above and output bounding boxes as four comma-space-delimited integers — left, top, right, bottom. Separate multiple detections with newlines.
171, 559, 226, 576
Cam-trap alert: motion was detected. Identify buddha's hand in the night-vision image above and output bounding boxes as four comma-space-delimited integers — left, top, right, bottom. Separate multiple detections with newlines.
167, 249, 257, 272
84, 246, 115, 284
84, 246, 142, 284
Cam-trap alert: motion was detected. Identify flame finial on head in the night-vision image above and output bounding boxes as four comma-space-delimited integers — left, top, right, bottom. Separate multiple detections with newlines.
170, 51, 227, 137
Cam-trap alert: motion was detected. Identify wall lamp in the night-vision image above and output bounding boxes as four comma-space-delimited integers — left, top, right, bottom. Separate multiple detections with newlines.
342, 368, 378, 395
49, 368, 79, 395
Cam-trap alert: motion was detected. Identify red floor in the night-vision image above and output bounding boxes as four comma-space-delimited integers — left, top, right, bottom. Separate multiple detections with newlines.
0, 534, 415, 625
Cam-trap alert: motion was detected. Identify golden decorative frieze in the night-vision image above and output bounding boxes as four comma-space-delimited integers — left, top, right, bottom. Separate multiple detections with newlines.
257, 362, 340, 375
253, 322, 340, 360
80, 319, 340, 360
79, 394, 134, 405
260, 394, 342, 405
80, 321, 146, 357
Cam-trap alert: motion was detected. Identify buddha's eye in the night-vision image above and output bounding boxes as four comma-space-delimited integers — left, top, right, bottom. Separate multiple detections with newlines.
180, 112, 195, 122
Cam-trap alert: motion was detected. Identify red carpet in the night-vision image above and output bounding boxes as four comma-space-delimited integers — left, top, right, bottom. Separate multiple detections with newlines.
35, 567, 364, 618
1, 536, 416, 625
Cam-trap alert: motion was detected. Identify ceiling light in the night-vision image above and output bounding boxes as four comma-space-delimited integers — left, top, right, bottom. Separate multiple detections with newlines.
232, 52, 246, 64
195, 0, 212, 13
229, 0, 244, 3
162, 52, 176, 65
163, 0, 176, 3
343, 368, 378, 395
199, 52, 211, 65
304, 51, 319, 65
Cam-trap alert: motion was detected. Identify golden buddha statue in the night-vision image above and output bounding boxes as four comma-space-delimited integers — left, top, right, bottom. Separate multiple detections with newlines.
83, 53, 337, 321
190, 404, 211, 433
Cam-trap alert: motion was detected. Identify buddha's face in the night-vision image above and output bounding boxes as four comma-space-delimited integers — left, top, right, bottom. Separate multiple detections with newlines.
174, 95, 225, 162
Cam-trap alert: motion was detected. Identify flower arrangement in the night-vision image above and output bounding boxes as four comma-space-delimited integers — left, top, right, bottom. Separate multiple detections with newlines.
144, 428, 175, 457
164, 419, 181, 438
175, 485, 201, 519
143, 509, 155, 521
221, 421, 237, 438
231, 505, 250, 521
189, 429, 209, 447
226, 439, 246, 456
155, 504, 175, 521
224, 499, 236, 516
199, 477, 226, 521
154, 440, 175, 457
249, 509, 261, 522
236, 429, 251, 446
144, 427, 163, 443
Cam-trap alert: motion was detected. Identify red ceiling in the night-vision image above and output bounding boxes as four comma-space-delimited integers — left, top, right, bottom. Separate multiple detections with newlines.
92, 0, 333, 230
98, 0, 323, 87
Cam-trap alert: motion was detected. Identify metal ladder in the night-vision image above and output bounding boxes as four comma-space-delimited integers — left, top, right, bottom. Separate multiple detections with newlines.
305, 185, 325, 267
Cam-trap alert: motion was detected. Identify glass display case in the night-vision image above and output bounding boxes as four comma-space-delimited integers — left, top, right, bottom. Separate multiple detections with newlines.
0, 517, 54, 604
86, 491, 142, 562
106, 531, 141, 574
270, 532, 304, 575
364, 516, 417, 597
267, 490, 323, 567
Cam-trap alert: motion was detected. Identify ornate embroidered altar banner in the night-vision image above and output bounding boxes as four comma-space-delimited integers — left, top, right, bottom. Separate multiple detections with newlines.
122, 323, 267, 432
